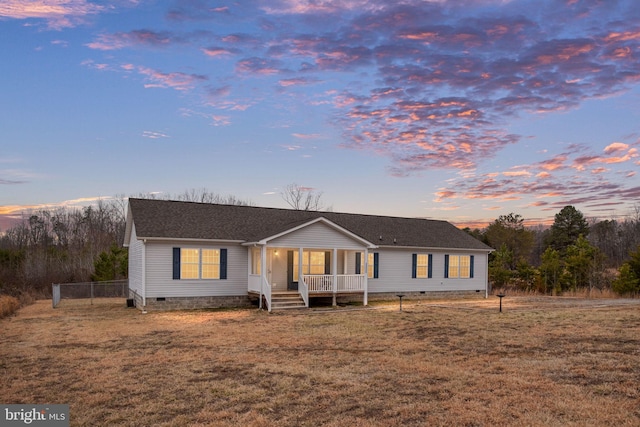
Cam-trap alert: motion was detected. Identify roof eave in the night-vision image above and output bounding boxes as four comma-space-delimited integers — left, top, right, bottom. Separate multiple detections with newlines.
135, 236, 246, 244
377, 244, 493, 252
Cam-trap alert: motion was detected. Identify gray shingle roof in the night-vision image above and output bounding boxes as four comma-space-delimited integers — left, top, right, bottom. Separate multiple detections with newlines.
127, 198, 492, 251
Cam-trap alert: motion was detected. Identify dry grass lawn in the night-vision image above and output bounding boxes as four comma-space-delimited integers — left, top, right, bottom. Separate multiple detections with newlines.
1, 296, 639, 426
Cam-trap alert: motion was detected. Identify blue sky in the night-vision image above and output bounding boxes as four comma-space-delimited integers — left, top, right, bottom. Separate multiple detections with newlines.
1, 0, 639, 230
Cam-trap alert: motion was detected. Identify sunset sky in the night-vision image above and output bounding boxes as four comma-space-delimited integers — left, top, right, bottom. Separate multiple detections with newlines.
1, 0, 639, 230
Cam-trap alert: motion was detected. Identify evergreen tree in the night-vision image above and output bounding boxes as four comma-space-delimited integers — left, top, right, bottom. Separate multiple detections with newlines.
91, 245, 128, 282
563, 235, 599, 291
489, 243, 513, 289
548, 206, 589, 253
626, 245, 640, 280
611, 264, 639, 295
539, 247, 562, 294
485, 213, 534, 269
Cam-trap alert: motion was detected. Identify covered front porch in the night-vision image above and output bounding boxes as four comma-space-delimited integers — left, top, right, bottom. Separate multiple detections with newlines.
247, 246, 371, 311
244, 216, 377, 312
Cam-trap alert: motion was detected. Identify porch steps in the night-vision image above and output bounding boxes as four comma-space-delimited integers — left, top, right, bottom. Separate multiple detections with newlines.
270, 292, 306, 310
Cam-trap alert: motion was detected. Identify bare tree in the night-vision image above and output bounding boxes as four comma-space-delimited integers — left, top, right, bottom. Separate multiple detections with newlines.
280, 183, 326, 211
135, 188, 253, 206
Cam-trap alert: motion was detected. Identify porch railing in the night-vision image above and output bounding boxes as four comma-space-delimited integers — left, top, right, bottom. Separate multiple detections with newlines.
337, 274, 365, 291
303, 274, 364, 293
262, 275, 272, 312
298, 275, 309, 307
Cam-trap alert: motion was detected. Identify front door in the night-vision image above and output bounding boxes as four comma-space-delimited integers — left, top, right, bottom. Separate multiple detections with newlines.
286, 251, 298, 291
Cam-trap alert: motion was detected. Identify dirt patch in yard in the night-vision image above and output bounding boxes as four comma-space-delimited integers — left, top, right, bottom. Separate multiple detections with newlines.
2, 296, 639, 426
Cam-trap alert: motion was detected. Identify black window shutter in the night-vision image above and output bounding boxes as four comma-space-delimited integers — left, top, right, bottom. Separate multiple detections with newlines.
411, 254, 417, 278
373, 253, 379, 279
173, 248, 181, 280
428, 254, 433, 278
325, 251, 331, 274
220, 249, 228, 279
355, 252, 361, 274
470, 255, 474, 278
444, 255, 449, 278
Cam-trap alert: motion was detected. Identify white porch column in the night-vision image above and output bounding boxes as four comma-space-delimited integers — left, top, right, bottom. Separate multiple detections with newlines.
343, 251, 348, 274
298, 247, 304, 284
363, 248, 369, 306
332, 248, 338, 306
260, 245, 267, 309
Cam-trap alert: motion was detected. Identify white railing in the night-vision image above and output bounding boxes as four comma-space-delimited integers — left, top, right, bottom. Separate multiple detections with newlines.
262, 275, 272, 312
304, 275, 333, 292
303, 274, 365, 293
337, 274, 364, 292
248, 275, 261, 293
298, 275, 309, 307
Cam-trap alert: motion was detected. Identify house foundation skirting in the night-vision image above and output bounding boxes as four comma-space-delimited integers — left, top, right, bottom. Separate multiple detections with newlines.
131, 293, 252, 311
338, 290, 486, 303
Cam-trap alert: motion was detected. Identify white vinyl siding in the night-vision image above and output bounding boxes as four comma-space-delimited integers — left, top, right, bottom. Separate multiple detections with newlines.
367, 249, 488, 293
145, 242, 247, 297
127, 223, 144, 296
270, 221, 366, 250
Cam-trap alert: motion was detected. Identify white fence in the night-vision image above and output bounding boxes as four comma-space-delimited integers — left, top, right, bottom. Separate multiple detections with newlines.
52, 280, 129, 308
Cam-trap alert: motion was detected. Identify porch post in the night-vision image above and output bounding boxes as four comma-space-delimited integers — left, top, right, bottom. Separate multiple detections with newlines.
260, 245, 267, 309
298, 247, 304, 284
363, 248, 369, 306
343, 251, 348, 274
332, 248, 338, 306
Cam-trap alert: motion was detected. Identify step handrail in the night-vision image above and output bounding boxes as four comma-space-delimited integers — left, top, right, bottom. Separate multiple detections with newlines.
298, 275, 309, 307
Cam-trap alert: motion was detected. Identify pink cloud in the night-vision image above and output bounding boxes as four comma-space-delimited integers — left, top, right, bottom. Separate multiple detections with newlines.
202, 47, 234, 57
604, 142, 629, 154
87, 30, 178, 50
292, 133, 321, 139
0, 0, 104, 29
137, 66, 207, 91
278, 77, 320, 87
236, 57, 284, 75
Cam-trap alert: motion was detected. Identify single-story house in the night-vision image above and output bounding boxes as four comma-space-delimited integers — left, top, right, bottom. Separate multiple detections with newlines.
124, 198, 493, 311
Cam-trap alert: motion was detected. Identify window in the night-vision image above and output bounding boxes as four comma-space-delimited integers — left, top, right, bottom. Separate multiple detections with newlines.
173, 248, 226, 280
446, 255, 473, 279
201, 249, 220, 279
416, 254, 429, 278
356, 252, 379, 278
362, 253, 374, 278
181, 249, 200, 279
251, 247, 261, 275
293, 251, 327, 279
412, 253, 432, 279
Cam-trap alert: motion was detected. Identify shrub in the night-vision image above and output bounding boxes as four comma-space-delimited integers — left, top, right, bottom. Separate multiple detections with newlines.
0, 295, 21, 319
612, 264, 639, 296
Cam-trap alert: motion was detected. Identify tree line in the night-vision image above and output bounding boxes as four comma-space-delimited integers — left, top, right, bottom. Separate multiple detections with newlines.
0, 189, 255, 300
2, 191, 639, 300
465, 205, 640, 295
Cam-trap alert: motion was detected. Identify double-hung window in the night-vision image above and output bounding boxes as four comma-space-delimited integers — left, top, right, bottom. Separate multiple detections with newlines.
356, 252, 379, 279
411, 253, 432, 279
173, 248, 227, 280
251, 247, 261, 275
445, 255, 473, 279
293, 251, 327, 279
201, 249, 221, 279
